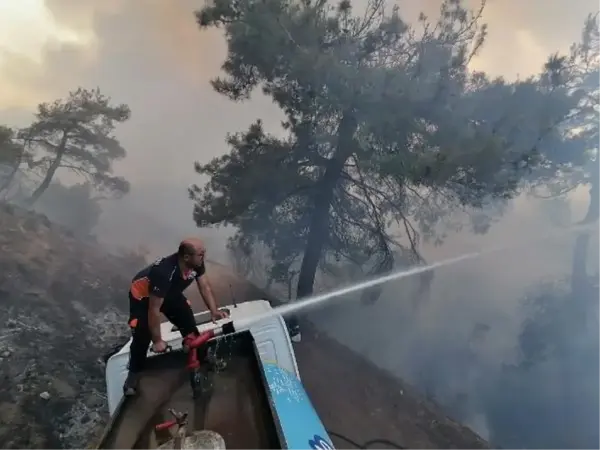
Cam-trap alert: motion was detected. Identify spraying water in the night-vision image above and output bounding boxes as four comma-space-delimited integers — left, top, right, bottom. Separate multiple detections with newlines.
233, 222, 598, 329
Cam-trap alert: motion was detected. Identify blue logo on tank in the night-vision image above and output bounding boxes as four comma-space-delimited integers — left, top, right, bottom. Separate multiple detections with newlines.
309, 434, 334, 449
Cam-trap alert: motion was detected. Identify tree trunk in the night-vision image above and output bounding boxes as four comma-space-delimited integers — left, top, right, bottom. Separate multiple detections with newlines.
296, 113, 357, 299
286, 271, 298, 301
25, 133, 68, 207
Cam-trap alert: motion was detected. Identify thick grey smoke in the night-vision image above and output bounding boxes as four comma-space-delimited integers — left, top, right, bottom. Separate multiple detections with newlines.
0, 0, 598, 448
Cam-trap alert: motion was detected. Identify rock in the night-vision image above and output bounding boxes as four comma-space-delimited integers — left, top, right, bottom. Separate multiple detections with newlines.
39, 392, 51, 400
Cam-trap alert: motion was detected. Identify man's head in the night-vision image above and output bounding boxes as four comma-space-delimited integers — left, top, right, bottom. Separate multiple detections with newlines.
178, 237, 206, 269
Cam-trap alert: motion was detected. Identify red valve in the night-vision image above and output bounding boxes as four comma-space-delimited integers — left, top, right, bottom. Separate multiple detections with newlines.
183, 330, 215, 371
155, 409, 188, 432
155, 419, 177, 431
184, 330, 215, 349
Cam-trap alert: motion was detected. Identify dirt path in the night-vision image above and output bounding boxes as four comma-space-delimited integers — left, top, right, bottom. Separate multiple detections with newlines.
295, 324, 488, 448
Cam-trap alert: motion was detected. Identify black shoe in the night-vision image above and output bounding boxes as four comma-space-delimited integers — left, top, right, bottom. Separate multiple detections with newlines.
123, 372, 139, 397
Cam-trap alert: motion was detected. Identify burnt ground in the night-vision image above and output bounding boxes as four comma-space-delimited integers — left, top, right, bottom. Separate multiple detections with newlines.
0, 203, 488, 449
295, 326, 488, 449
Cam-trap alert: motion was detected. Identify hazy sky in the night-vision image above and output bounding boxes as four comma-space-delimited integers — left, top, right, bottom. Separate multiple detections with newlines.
0, 0, 597, 184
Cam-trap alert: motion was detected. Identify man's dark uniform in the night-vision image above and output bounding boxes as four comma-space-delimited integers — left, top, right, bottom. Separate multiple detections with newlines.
128, 253, 204, 373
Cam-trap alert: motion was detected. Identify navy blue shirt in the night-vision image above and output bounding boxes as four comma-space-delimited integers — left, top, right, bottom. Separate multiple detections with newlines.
130, 253, 205, 300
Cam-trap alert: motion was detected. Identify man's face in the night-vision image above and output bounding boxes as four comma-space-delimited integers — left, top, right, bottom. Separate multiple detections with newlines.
185, 247, 205, 269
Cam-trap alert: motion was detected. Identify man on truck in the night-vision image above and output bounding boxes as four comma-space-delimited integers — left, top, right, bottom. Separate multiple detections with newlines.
123, 237, 229, 396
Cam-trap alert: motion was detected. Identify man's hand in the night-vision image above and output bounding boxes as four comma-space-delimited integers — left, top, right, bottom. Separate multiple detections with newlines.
151, 340, 169, 353
148, 294, 165, 344
211, 309, 229, 323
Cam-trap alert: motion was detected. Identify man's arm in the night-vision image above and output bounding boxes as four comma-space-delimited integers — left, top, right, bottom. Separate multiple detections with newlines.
196, 274, 219, 314
148, 294, 164, 343
148, 267, 170, 343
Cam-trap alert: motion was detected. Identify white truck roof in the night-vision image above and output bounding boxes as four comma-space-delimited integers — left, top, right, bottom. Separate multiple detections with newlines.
105, 299, 299, 416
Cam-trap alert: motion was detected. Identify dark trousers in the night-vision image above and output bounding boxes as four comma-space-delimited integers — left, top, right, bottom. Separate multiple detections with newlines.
127, 293, 199, 373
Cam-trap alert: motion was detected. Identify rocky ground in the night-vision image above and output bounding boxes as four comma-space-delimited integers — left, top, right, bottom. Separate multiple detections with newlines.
0, 202, 488, 449
0, 203, 141, 448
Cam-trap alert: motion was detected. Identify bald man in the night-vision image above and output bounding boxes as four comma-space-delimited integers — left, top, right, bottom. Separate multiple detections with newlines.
123, 238, 229, 396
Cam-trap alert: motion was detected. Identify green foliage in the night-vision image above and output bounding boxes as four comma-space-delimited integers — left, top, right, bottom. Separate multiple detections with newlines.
18, 87, 131, 205
529, 14, 599, 223
191, 0, 584, 297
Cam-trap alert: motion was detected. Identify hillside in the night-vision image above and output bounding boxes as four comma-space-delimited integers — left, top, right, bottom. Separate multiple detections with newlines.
0, 203, 489, 449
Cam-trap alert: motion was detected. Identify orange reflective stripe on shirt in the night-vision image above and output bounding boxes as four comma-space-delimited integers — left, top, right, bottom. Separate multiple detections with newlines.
130, 277, 150, 300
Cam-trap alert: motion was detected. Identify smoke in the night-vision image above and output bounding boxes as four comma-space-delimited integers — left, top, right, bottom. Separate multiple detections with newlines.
0, 0, 283, 255
0, 0, 598, 448
215, 183, 597, 448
